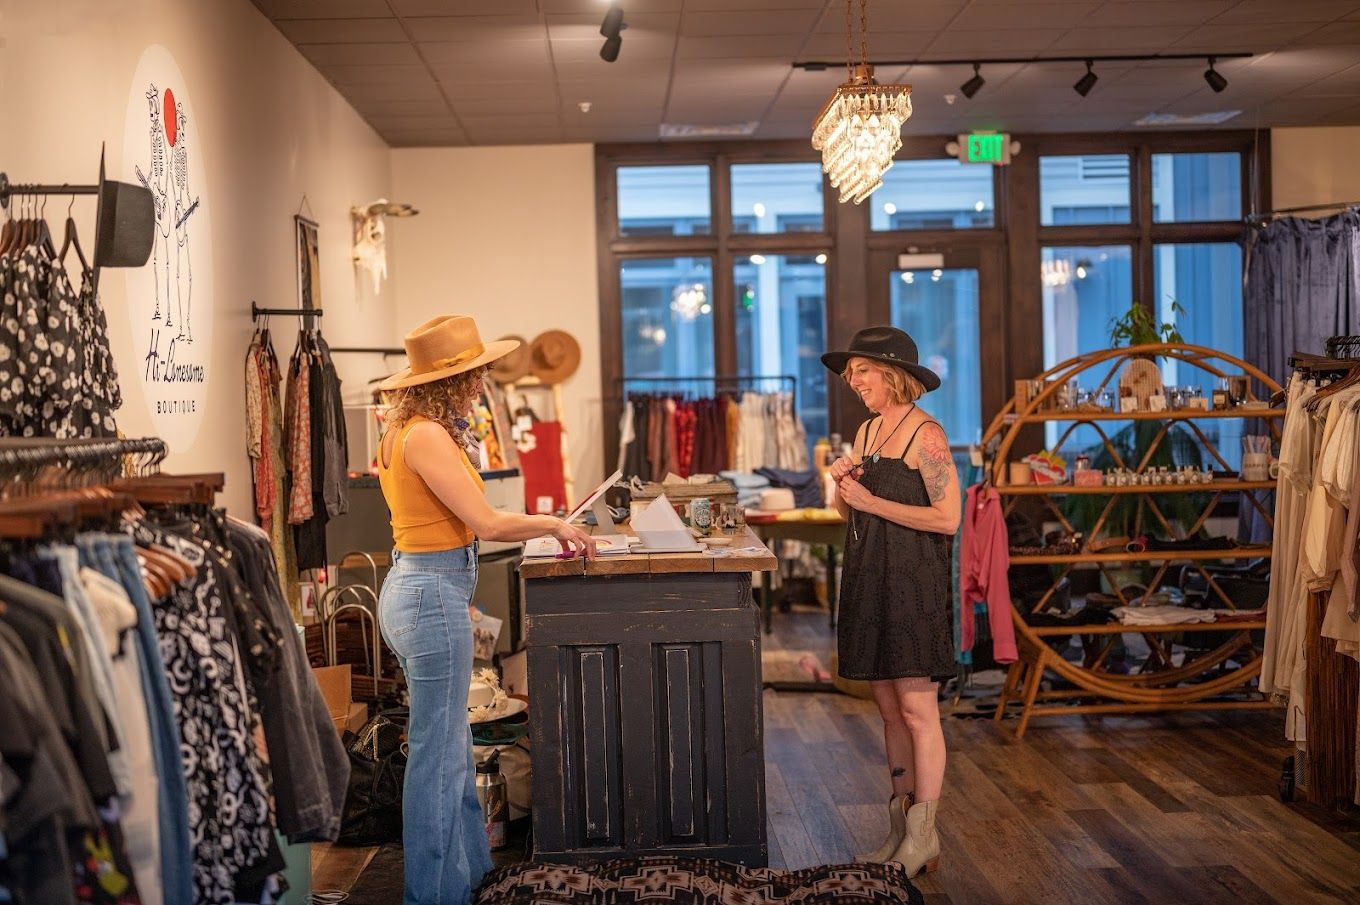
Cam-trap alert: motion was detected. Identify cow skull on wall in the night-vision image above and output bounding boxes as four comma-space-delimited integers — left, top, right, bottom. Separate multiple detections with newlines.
350, 198, 418, 292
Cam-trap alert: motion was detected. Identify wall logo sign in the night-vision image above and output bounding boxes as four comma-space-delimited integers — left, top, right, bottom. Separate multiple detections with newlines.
122, 44, 213, 451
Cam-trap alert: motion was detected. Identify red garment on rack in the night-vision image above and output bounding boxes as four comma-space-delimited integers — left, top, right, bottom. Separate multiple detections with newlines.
960, 484, 1019, 664
519, 420, 567, 515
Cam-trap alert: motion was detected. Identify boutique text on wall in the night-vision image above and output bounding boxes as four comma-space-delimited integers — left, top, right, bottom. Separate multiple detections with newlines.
123, 44, 214, 451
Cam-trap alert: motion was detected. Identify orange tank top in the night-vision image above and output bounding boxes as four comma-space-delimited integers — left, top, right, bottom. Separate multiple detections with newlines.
377, 415, 483, 553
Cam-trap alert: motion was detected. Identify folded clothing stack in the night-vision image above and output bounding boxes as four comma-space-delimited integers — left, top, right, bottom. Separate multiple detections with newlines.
718, 470, 771, 509
1111, 605, 1218, 626
753, 467, 823, 510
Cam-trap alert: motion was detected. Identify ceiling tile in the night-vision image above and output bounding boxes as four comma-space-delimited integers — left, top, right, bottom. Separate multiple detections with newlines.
676, 34, 808, 59
540, 0, 683, 11
685, 0, 826, 8
255, 0, 390, 17
420, 38, 549, 65
1077, 1, 1236, 28
562, 125, 664, 143
545, 12, 681, 42
454, 93, 562, 115
366, 113, 464, 131
349, 97, 451, 116
800, 30, 937, 59
382, 128, 470, 146
388, 0, 536, 15
949, 2, 1100, 30
341, 79, 446, 102
556, 78, 670, 108
666, 96, 771, 121
1297, 22, 1360, 44
682, 10, 822, 38
816, 2, 968, 33
402, 15, 543, 42
1047, 26, 1194, 53
1295, 65, 1360, 96
318, 63, 432, 86
299, 42, 421, 66
551, 35, 676, 64
1171, 22, 1324, 50
1211, 1, 1360, 24
923, 28, 1068, 54
669, 58, 795, 91
273, 18, 406, 43
432, 61, 555, 83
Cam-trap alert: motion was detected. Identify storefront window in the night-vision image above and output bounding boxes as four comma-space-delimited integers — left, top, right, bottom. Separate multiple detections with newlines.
870, 159, 995, 231
890, 267, 983, 449
1151, 152, 1242, 223
1040, 155, 1131, 226
733, 255, 828, 449
730, 163, 824, 235
616, 165, 712, 237
1042, 245, 1133, 451
620, 257, 715, 381
1155, 241, 1245, 466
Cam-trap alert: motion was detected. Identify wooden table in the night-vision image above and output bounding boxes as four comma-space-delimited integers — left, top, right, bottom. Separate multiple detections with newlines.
520, 528, 777, 867
748, 517, 848, 634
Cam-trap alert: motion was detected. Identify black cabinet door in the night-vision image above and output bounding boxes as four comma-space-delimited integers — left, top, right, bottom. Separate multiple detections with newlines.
525, 573, 767, 866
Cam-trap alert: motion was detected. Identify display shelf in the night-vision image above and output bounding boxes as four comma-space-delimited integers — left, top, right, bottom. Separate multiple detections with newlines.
1003, 408, 1284, 424
982, 342, 1282, 738
1008, 545, 1271, 565
996, 480, 1276, 496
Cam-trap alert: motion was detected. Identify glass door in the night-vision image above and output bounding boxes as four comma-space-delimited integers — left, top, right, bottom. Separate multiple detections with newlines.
866, 246, 1005, 462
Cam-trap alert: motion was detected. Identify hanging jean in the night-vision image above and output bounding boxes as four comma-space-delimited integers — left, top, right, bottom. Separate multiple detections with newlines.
378, 545, 492, 905
101, 534, 195, 905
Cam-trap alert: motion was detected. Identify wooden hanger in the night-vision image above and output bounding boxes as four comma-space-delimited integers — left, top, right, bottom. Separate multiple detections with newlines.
135, 548, 171, 600
113, 472, 224, 506
0, 497, 78, 539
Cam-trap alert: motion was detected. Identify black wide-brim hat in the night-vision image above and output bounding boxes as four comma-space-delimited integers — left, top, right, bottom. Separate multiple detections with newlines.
821, 326, 941, 392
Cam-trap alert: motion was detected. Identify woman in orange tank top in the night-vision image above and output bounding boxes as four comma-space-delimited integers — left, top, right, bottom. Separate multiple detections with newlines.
375, 315, 594, 905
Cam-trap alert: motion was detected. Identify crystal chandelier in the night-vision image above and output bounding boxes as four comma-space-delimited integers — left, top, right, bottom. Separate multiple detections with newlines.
811, 0, 913, 205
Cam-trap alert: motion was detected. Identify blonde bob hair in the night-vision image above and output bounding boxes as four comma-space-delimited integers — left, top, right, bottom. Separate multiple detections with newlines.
841, 358, 926, 407
382, 366, 488, 456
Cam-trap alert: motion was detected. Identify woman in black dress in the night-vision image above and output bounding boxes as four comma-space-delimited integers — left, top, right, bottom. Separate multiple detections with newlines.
821, 326, 960, 879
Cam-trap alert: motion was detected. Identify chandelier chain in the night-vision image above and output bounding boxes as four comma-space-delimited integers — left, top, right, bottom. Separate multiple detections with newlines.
860, 0, 868, 70
845, 0, 853, 80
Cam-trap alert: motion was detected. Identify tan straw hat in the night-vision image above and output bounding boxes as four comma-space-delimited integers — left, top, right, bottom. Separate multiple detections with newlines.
488, 334, 532, 383
379, 315, 520, 391
529, 329, 582, 384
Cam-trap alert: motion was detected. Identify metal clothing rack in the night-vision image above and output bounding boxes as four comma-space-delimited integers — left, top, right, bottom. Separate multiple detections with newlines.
329, 346, 405, 357
251, 301, 323, 330
618, 373, 798, 412
0, 437, 168, 493
1247, 200, 1360, 223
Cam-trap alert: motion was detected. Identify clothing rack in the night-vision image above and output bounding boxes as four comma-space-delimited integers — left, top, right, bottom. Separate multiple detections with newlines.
251, 301, 323, 321
1325, 335, 1360, 359
0, 172, 99, 207
329, 346, 405, 356
1247, 200, 1360, 223
618, 374, 798, 411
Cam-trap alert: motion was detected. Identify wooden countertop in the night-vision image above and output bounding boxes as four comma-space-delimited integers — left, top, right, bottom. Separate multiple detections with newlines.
519, 525, 777, 579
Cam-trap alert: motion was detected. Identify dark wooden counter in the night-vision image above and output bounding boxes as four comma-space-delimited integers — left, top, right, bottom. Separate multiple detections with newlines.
522, 527, 776, 867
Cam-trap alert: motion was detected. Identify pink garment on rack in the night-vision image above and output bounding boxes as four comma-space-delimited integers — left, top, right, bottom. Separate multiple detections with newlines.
959, 484, 1019, 664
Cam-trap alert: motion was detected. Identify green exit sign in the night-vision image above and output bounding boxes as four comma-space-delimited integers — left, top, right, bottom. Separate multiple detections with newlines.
954, 132, 1016, 165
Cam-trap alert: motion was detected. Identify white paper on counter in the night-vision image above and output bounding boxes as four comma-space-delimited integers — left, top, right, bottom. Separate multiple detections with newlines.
633, 494, 701, 551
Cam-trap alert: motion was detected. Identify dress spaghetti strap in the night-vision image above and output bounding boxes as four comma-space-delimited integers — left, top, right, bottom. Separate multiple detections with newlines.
900, 418, 938, 460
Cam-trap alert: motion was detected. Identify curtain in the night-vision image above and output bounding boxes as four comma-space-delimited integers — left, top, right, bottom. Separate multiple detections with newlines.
1244, 210, 1360, 389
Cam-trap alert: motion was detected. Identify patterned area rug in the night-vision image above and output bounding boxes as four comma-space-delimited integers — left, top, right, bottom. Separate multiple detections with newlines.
474, 856, 923, 904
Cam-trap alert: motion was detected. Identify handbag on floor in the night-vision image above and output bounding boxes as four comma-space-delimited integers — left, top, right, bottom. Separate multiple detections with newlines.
338, 707, 409, 846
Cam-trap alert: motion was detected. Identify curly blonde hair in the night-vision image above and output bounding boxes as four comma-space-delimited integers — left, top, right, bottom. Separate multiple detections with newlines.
383, 367, 488, 458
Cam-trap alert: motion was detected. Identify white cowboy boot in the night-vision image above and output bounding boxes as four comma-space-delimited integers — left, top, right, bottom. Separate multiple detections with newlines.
856, 795, 908, 863
889, 799, 940, 877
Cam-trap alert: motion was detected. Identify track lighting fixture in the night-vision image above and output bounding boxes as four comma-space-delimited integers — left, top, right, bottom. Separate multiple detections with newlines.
1204, 57, 1228, 93
1073, 60, 1097, 97
960, 63, 985, 99
600, 2, 624, 62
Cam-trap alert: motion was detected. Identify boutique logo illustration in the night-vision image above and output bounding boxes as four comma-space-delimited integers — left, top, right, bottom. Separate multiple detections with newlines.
123, 45, 214, 451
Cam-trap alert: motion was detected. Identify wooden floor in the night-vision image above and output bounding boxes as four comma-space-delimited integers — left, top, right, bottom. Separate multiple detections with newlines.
315, 607, 1360, 904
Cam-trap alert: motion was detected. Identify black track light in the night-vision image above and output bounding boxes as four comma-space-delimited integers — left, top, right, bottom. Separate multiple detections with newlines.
1204, 57, 1228, 93
960, 63, 985, 99
601, 3, 623, 39
600, 33, 622, 62
1074, 60, 1097, 97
